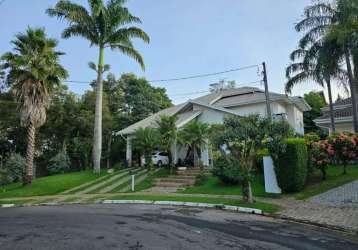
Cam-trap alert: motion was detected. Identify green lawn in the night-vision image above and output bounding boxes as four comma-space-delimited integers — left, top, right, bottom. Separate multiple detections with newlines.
101, 194, 280, 213
0, 170, 108, 198
295, 165, 358, 200
181, 165, 358, 200
181, 174, 279, 198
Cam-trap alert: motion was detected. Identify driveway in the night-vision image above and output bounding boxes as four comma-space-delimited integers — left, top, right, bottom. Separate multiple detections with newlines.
0, 204, 357, 250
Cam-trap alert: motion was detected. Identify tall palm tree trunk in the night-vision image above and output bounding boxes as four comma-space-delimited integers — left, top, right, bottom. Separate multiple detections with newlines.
326, 78, 336, 133
344, 47, 358, 133
23, 123, 36, 186
93, 46, 104, 173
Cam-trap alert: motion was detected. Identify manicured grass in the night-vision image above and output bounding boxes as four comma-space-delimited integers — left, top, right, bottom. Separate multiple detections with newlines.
66, 169, 126, 194
295, 165, 358, 200
133, 168, 170, 192
101, 194, 280, 213
181, 174, 279, 198
108, 169, 148, 193
0, 170, 108, 198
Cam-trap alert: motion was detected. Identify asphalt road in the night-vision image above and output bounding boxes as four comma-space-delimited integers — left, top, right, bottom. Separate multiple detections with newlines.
0, 204, 357, 250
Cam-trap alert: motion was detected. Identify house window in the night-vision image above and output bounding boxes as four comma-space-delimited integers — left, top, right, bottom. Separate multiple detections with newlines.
272, 113, 287, 121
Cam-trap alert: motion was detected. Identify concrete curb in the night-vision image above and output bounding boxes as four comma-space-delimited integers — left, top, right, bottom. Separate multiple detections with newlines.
1, 204, 15, 208
268, 213, 358, 236
102, 200, 263, 215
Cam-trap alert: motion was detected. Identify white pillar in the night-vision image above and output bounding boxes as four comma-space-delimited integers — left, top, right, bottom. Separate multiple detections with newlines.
201, 140, 209, 167
126, 136, 132, 167
171, 140, 178, 164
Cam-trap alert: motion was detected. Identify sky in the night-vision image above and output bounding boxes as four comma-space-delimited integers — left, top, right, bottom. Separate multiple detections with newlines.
0, 0, 342, 104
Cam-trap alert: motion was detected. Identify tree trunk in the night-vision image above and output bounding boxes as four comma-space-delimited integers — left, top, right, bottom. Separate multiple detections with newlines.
343, 164, 347, 175
93, 46, 104, 174
242, 181, 253, 203
326, 78, 336, 133
345, 47, 358, 133
23, 123, 36, 186
167, 149, 174, 174
106, 132, 112, 169
321, 166, 326, 181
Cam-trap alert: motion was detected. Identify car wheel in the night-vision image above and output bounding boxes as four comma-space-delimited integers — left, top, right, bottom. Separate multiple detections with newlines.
157, 160, 163, 168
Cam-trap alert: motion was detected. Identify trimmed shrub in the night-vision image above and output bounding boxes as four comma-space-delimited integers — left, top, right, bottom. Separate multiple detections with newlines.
212, 156, 250, 185
275, 138, 308, 193
5, 153, 26, 182
47, 150, 70, 175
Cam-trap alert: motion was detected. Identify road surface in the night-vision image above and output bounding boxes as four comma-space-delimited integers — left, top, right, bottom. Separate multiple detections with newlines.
0, 204, 357, 249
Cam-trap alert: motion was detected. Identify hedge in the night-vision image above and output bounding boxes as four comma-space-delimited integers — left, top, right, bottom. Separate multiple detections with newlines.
275, 138, 308, 193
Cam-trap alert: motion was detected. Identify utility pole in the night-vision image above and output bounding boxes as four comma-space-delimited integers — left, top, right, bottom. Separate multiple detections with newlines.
262, 62, 272, 120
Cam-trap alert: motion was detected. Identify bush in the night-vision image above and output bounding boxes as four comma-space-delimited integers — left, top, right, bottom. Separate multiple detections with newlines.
304, 133, 321, 174
275, 138, 308, 193
327, 133, 357, 174
5, 153, 26, 182
212, 156, 251, 185
113, 161, 125, 171
47, 150, 70, 175
255, 148, 269, 172
311, 140, 330, 180
0, 168, 11, 187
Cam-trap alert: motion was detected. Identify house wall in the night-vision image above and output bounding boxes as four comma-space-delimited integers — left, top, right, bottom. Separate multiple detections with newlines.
194, 105, 229, 125
330, 123, 354, 134
228, 101, 305, 135
285, 104, 304, 135
229, 103, 268, 117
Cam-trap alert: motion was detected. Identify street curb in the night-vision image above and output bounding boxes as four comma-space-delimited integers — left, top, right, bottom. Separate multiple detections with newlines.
102, 200, 263, 215
267, 213, 358, 236
1, 204, 15, 208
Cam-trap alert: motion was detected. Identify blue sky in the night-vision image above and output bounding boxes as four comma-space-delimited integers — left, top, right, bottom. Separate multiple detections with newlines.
0, 0, 339, 104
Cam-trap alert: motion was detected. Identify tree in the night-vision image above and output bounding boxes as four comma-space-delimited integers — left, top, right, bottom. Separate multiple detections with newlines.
294, 0, 358, 132
156, 115, 178, 172
47, 0, 150, 173
1, 28, 68, 185
212, 115, 270, 203
178, 120, 210, 167
286, 20, 343, 133
303, 91, 327, 134
131, 127, 159, 169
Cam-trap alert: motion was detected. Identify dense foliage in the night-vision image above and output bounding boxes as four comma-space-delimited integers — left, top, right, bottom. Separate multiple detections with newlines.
47, 149, 71, 175
0, 73, 172, 183
212, 115, 273, 202
275, 138, 308, 193
4, 153, 26, 183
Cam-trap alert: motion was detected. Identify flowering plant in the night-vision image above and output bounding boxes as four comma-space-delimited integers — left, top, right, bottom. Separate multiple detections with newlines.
327, 133, 358, 174
311, 140, 330, 180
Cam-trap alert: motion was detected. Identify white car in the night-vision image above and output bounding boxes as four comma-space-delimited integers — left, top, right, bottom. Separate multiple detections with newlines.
141, 152, 169, 167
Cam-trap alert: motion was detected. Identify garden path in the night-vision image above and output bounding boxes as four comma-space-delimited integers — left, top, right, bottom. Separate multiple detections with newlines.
308, 180, 358, 206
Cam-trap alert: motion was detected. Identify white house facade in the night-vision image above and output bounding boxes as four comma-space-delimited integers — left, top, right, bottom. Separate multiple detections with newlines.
314, 96, 358, 134
117, 87, 311, 167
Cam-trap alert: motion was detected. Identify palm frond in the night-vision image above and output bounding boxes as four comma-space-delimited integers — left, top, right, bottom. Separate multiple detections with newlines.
113, 45, 145, 70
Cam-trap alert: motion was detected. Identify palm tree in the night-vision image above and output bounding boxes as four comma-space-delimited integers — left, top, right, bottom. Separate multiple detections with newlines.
286, 37, 343, 133
0, 28, 68, 185
132, 127, 158, 169
178, 120, 210, 167
47, 0, 150, 173
293, 0, 358, 132
156, 115, 178, 172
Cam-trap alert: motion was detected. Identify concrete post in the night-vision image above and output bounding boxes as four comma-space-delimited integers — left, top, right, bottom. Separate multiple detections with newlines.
126, 136, 132, 167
